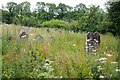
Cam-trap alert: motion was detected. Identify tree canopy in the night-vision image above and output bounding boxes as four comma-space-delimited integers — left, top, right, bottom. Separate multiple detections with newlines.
1, 1, 120, 36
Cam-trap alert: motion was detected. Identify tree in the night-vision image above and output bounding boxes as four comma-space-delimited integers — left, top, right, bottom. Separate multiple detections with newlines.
36, 2, 47, 21
6, 2, 17, 23
6, 2, 17, 12
56, 3, 72, 20
107, 1, 120, 36
46, 3, 56, 20
18, 1, 31, 15
2, 10, 12, 24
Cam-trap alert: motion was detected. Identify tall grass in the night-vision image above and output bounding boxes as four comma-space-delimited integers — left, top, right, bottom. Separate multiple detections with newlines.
2, 24, 119, 79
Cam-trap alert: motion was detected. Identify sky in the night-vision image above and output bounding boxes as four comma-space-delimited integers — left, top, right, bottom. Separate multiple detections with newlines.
0, 0, 109, 10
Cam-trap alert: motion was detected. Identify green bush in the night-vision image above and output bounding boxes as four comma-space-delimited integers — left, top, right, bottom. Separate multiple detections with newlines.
41, 19, 69, 29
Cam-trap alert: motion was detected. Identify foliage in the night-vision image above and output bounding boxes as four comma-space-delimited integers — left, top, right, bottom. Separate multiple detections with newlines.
2, 24, 119, 79
41, 19, 68, 29
1, 1, 118, 35
107, 1, 120, 36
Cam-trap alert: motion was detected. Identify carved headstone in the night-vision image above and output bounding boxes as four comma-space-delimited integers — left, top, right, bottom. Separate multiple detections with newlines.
86, 32, 100, 53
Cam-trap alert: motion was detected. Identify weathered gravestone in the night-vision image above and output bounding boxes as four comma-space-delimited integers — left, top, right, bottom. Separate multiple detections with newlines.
93, 32, 100, 50
86, 32, 100, 53
35, 34, 44, 43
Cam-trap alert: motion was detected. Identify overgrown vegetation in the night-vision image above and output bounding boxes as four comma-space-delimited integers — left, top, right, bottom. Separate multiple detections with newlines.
1, 1, 120, 35
1, 0, 120, 79
2, 24, 119, 79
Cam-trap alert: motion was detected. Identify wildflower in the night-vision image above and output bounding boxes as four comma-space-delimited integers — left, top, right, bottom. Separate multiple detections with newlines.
30, 34, 34, 36
93, 49, 96, 53
116, 69, 120, 72
111, 62, 118, 64
106, 54, 112, 57
73, 44, 76, 47
23, 49, 25, 52
98, 67, 103, 72
60, 76, 62, 78
97, 66, 101, 68
99, 75, 104, 78
104, 52, 106, 54
88, 43, 91, 46
99, 58, 107, 61
94, 52, 97, 55
106, 47, 108, 50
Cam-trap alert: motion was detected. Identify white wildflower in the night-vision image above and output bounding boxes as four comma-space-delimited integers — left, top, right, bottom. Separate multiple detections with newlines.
94, 53, 97, 55
106, 47, 108, 49
73, 44, 76, 47
99, 75, 104, 78
30, 34, 34, 36
104, 52, 106, 54
23, 49, 25, 52
116, 69, 120, 72
93, 49, 97, 52
99, 58, 107, 61
88, 43, 91, 46
106, 54, 112, 57
97, 66, 101, 68
111, 62, 118, 64
60, 76, 62, 78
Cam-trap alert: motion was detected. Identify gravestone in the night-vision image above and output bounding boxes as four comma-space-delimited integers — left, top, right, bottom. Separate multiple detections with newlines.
35, 34, 44, 43
86, 32, 100, 53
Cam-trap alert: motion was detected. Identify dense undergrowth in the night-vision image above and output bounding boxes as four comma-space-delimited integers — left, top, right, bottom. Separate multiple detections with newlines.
1, 24, 119, 79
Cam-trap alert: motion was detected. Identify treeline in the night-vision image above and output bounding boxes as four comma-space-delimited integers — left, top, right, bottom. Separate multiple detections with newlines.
1, 1, 120, 35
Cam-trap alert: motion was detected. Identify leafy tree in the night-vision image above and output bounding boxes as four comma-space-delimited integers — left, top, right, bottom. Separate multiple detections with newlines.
36, 2, 47, 21
18, 1, 31, 16
107, 1, 120, 36
6, 2, 17, 12
46, 3, 56, 20
56, 3, 71, 20
2, 10, 13, 24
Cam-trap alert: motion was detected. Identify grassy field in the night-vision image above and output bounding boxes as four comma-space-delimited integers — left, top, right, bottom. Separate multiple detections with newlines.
1, 24, 119, 79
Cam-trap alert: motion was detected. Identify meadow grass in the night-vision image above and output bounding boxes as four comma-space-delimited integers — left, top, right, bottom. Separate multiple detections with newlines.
1, 24, 119, 78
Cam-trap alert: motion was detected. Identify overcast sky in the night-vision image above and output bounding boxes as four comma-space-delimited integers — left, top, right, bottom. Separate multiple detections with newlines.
0, 0, 109, 10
